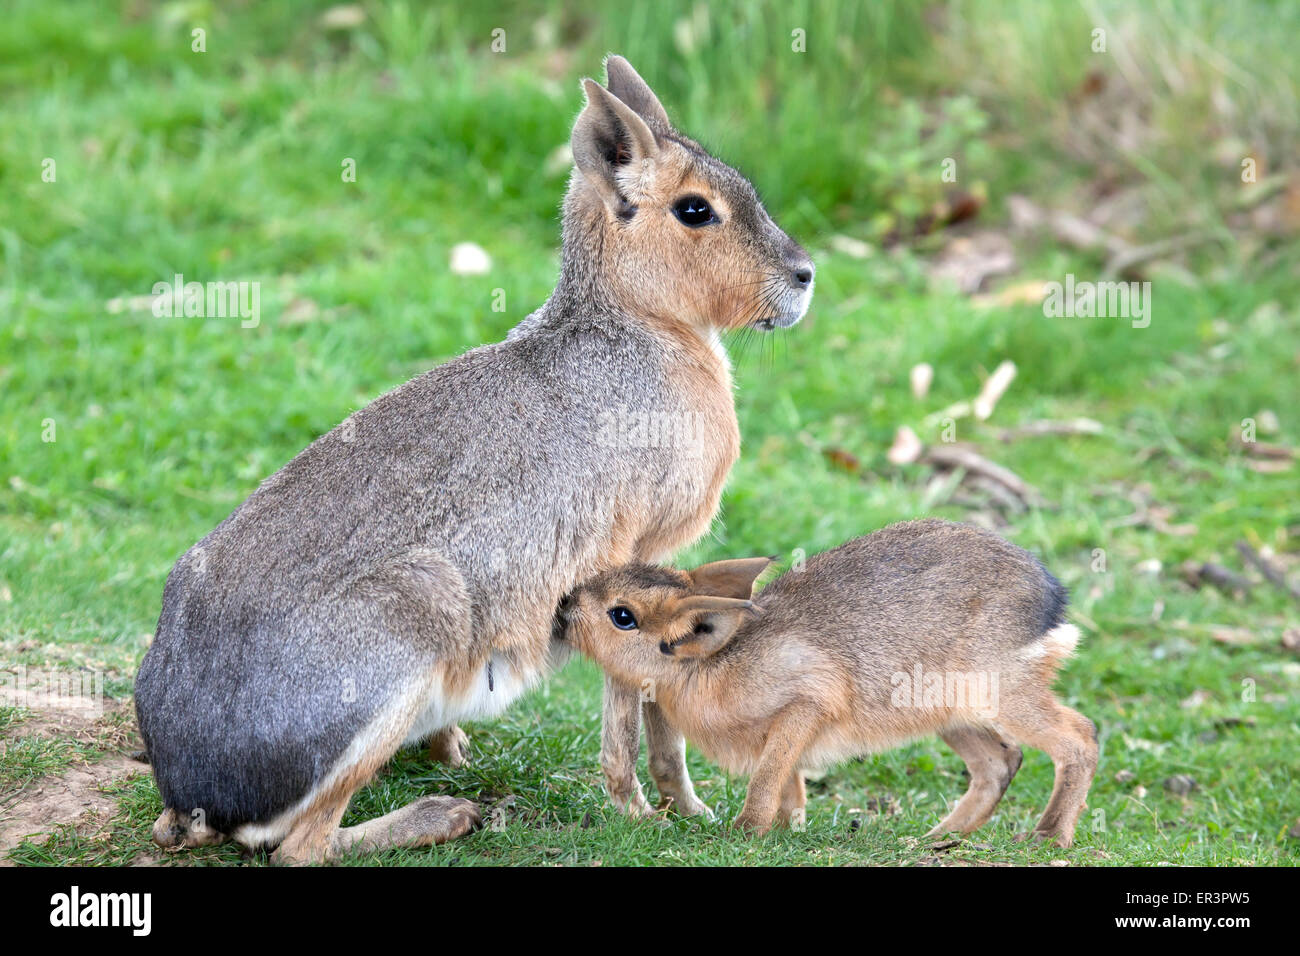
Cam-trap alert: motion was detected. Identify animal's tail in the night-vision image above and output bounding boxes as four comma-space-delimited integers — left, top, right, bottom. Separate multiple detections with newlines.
1018, 621, 1082, 664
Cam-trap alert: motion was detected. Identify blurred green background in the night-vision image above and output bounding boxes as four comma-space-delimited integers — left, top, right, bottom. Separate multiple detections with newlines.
1, 0, 1297, 865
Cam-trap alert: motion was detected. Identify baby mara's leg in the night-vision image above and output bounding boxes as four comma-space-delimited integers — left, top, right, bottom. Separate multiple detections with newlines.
778, 771, 806, 828
1000, 694, 1099, 849
735, 702, 823, 835
601, 675, 712, 819
644, 700, 711, 818
927, 725, 1022, 838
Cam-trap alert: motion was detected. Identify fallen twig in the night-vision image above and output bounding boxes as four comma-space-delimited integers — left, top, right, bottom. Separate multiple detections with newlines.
923, 444, 1039, 505
1235, 541, 1300, 605
1102, 231, 1222, 279
1008, 195, 1226, 280
973, 360, 1016, 421
1179, 560, 1253, 597
996, 418, 1103, 441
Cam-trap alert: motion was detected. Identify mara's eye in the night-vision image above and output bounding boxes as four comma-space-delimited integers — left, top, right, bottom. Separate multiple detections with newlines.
609, 606, 639, 630
672, 196, 717, 227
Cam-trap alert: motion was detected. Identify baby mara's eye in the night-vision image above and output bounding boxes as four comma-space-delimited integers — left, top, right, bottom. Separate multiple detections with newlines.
609, 606, 638, 630
672, 196, 717, 227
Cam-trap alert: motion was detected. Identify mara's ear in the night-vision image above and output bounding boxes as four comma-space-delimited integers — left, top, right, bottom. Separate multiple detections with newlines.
571, 78, 660, 215
686, 557, 776, 600
661, 595, 758, 660
604, 55, 672, 132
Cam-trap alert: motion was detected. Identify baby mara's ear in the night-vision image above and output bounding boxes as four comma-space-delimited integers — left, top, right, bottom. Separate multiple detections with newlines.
686, 556, 776, 601
603, 55, 671, 132
660, 595, 758, 659
571, 78, 660, 216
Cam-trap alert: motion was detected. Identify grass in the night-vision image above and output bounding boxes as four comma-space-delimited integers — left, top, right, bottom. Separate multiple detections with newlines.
1, 0, 1297, 866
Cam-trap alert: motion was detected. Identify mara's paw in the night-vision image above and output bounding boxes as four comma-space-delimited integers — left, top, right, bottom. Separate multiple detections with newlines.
427, 725, 470, 768
623, 793, 657, 820
1014, 828, 1074, 849
152, 808, 225, 849
731, 812, 774, 837
657, 793, 715, 820
605, 777, 655, 820
410, 795, 482, 844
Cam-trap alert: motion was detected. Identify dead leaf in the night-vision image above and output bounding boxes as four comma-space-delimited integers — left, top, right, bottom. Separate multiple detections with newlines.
320, 5, 366, 29
1210, 627, 1258, 646
823, 447, 861, 473
972, 279, 1050, 308
829, 235, 874, 259
450, 242, 491, 275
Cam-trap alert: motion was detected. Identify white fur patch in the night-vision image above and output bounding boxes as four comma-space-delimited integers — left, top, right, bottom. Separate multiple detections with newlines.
1020, 622, 1081, 660
707, 327, 731, 371
403, 653, 539, 746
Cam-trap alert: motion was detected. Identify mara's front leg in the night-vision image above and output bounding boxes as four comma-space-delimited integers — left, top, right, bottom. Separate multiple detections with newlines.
734, 702, 823, 836
600, 675, 654, 818
644, 700, 712, 818
427, 725, 470, 767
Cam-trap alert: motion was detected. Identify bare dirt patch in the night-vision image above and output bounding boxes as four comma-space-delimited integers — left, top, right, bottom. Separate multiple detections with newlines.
0, 681, 147, 862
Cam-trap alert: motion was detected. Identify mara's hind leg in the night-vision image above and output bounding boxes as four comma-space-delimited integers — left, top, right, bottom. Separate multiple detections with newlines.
269, 717, 480, 865
778, 771, 806, 828
927, 725, 1023, 839
273, 547, 483, 864
331, 795, 480, 858
152, 808, 226, 849
1001, 698, 1098, 849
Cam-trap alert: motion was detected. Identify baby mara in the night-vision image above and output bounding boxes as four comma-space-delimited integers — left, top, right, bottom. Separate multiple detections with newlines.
556, 519, 1099, 847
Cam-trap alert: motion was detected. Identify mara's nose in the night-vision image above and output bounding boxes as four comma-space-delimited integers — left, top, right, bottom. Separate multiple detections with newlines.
790, 262, 814, 289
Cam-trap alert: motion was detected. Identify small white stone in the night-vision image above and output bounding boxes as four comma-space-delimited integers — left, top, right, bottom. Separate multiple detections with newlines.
910, 363, 934, 399
450, 242, 491, 275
